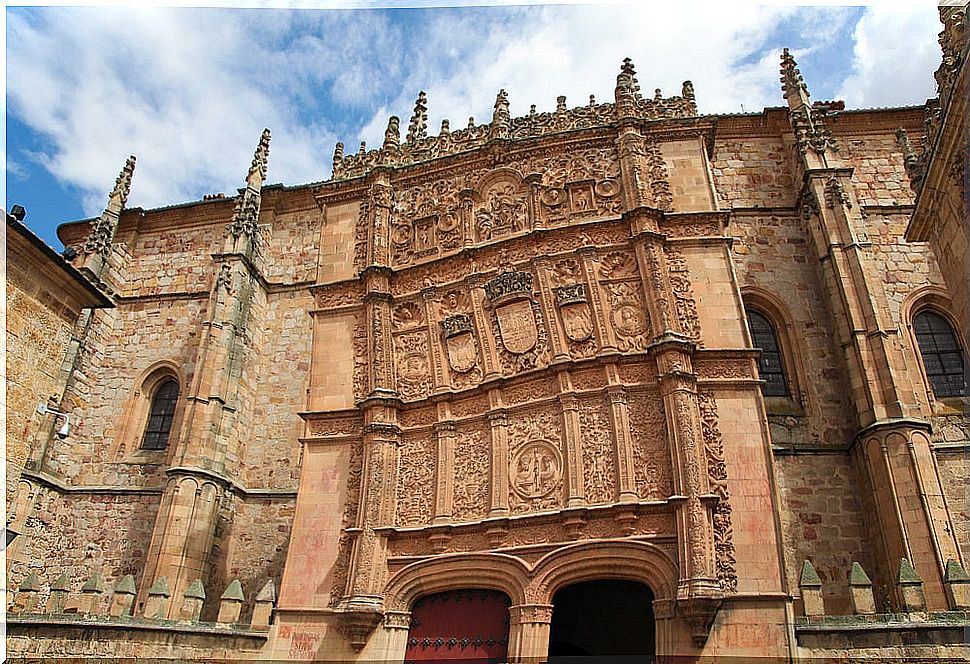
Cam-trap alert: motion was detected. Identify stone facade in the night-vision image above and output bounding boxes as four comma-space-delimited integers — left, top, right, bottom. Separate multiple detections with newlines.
6, 33, 969, 664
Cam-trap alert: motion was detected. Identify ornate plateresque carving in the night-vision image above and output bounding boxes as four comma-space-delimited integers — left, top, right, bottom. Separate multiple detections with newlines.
396, 433, 435, 527
507, 409, 563, 514
452, 426, 490, 522
628, 393, 673, 500
579, 400, 616, 504
665, 247, 701, 344
698, 392, 738, 593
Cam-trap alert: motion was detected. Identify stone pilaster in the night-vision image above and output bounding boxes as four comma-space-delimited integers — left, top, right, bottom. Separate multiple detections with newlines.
433, 419, 456, 523
487, 405, 511, 517
508, 604, 554, 664
558, 390, 586, 507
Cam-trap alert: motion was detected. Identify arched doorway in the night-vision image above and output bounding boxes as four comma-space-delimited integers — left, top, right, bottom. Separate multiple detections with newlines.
548, 579, 655, 662
404, 589, 511, 663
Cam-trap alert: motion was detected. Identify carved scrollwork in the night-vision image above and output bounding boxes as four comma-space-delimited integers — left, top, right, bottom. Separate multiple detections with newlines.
579, 401, 616, 504
665, 247, 701, 344
453, 426, 490, 522
698, 392, 738, 593
628, 394, 673, 500
396, 433, 435, 527
394, 332, 432, 400
475, 179, 528, 242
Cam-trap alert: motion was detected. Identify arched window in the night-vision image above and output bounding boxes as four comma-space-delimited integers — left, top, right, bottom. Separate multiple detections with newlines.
141, 379, 180, 450
913, 310, 966, 398
746, 309, 789, 397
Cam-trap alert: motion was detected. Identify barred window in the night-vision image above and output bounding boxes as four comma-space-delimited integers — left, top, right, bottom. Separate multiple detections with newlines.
914, 311, 966, 398
141, 379, 179, 450
747, 310, 789, 397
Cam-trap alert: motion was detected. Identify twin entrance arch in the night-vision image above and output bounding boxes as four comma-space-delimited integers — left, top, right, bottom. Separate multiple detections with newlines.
383, 540, 678, 662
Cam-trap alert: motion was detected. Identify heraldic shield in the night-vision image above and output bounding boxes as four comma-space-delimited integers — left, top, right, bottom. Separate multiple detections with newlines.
554, 283, 593, 342
495, 299, 538, 354
441, 313, 478, 373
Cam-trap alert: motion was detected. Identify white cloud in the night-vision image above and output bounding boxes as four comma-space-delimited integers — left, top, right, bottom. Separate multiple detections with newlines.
6, 3, 945, 220
836, 3, 941, 107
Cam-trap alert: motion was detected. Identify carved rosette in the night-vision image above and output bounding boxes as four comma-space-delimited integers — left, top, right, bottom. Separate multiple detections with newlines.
452, 426, 490, 522
508, 409, 563, 514
579, 400, 616, 504
698, 392, 738, 593
396, 433, 435, 527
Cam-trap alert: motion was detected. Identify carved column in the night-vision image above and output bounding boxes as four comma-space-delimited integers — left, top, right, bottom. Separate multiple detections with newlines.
467, 276, 501, 379
577, 247, 615, 352
558, 390, 586, 507
655, 343, 721, 643
433, 419, 456, 523
421, 286, 449, 393
364, 269, 396, 399
605, 382, 638, 503
508, 604, 554, 664
632, 229, 675, 336
535, 257, 570, 361
367, 173, 393, 267
616, 128, 650, 210
487, 406, 511, 517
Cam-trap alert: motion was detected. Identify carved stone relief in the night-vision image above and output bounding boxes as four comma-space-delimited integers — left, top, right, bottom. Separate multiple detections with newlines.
597, 251, 651, 351
436, 290, 484, 389
392, 302, 433, 400
391, 175, 466, 266
666, 248, 701, 344
579, 400, 616, 504
627, 393, 673, 500
475, 174, 528, 242
396, 433, 436, 527
452, 426, 490, 522
507, 409, 563, 514
330, 443, 363, 607
352, 313, 369, 401
485, 272, 550, 375
513, 147, 624, 225
697, 392, 738, 593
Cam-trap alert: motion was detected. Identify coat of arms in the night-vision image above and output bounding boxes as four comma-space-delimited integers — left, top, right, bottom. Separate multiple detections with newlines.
485, 272, 538, 355
441, 314, 478, 373
555, 283, 594, 343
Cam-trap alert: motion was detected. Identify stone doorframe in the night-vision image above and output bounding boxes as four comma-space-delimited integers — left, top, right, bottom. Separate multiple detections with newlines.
382, 539, 679, 662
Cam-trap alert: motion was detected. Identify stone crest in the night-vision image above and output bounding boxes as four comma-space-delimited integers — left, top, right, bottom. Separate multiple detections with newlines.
510, 440, 562, 501
486, 272, 538, 355
554, 284, 594, 342
441, 314, 477, 373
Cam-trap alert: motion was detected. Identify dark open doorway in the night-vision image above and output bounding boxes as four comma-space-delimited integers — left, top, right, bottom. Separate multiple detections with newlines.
548, 579, 655, 663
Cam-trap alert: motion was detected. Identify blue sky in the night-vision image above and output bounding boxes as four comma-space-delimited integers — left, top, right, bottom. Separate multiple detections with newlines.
5, 1, 944, 248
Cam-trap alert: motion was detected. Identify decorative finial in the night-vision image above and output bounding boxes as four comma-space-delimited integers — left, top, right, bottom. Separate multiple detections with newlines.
682, 80, 695, 101
407, 91, 428, 143
556, 95, 567, 113
654, 88, 662, 101
359, 141, 366, 154
82, 154, 137, 258
490, 88, 511, 140
589, 95, 596, 106
530, 104, 537, 116
780, 48, 808, 102
246, 128, 271, 190
333, 142, 344, 167
467, 116, 475, 129
440, 119, 450, 136
615, 57, 640, 117
225, 128, 272, 255
383, 116, 401, 150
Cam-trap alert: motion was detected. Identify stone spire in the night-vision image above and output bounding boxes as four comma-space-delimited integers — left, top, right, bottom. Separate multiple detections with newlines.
489, 89, 511, 140
332, 141, 344, 173
224, 128, 270, 255
82, 155, 136, 259
779, 48, 837, 158
406, 91, 428, 143
383, 115, 401, 150
614, 57, 639, 118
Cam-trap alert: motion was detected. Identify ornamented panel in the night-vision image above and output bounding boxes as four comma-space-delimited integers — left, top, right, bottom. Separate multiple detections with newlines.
396, 433, 436, 527
485, 272, 550, 376
507, 408, 564, 514
392, 301, 433, 401
330, 443, 363, 607
512, 146, 623, 225
475, 172, 528, 242
453, 425, 490, 523
665, 247, 701, 344
579, 399, 616, 504
697, 392, 738, 593
391, 175, 468, 266
352, 312, 369, 402
570, 367, 606, 391
436, 289, 484, 390
627, 393, 673, 500
597, 251, 651, 351
502, 376, 556, 406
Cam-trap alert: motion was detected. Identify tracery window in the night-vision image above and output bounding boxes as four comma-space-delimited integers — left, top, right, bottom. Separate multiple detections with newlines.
141, 379, 180, 450
746, 309, 789, 397
914, 310, 966, 398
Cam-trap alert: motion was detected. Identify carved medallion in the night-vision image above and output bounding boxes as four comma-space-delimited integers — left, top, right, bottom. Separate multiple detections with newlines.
510, 440, 562, 500
441, 314, 478, 373
555, 284, 594, 342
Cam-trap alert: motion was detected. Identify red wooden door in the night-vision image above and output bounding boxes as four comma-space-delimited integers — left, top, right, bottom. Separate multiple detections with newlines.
404, 589, 511, 663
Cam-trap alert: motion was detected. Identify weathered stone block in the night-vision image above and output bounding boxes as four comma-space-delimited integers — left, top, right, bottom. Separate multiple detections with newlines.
217, 579, 244, 625
178, 578, 205, 622
251, 579, 276, 629
108, 574, 137, 617
896, 558, 926, 612
45, 573, 71, 614
143, 576, 171, 620
943, 559, 970, 610
848, 561, 876, 615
